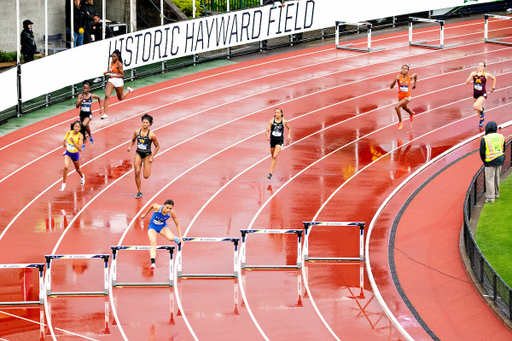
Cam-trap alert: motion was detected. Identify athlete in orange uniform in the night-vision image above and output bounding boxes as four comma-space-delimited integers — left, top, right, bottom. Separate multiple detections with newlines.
390, 65, 417, 130
102, 50, 134, 119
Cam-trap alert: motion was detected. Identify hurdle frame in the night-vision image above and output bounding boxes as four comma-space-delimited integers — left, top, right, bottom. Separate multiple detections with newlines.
409, 17, 457, 49
0, 263, 45, 305
45, 254, 109, 296
177, 238, 239, 278
485, 14, 512, 46
240, 229, 302, 269
303, 222, 365, 261
335, 21, 385, 53
111, 246, 175, 287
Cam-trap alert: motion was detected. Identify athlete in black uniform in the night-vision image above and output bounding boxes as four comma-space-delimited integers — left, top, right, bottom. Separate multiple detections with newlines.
265, 108, 291, 179
128, 114, 160, 199
76, 80, 102, 150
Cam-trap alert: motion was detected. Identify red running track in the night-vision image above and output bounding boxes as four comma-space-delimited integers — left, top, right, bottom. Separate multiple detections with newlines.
1, 16, 512, 340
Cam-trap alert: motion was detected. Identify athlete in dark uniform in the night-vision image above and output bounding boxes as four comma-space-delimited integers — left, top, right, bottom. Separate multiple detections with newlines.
265, 108, 291, 179
466, 62, 496, 127
140, 199, 183, 269
128, 114, 160, 199
76, 80, 102, 150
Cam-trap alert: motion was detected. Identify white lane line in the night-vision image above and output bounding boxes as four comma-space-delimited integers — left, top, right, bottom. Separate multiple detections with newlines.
0, 307, 99, 341
0, 20, 505, 187
5, 30, 501, 243
9, 22, 512, 338
0, 17, 499, 154
303, 98, 512, 340
242, 82, 512, 339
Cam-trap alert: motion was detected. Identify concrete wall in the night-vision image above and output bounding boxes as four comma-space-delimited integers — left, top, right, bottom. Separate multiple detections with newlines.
0, 0, 66, 52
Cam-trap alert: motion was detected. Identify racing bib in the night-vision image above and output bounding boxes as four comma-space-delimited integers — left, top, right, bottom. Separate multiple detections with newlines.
474, 84, 483, 91
400, 85, 409, 92
272, 131, 282, 137
138, 143, 147, 150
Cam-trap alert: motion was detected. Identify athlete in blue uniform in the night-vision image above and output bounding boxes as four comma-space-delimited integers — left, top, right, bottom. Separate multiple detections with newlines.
140, 199, 184, 269
265, 108, 291, 179
76, 80, 102, 149
127, 114, 160, 199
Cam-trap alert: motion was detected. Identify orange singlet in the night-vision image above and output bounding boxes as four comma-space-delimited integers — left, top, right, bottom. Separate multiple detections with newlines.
398, 74, 411, 100
110, 60, 121, 75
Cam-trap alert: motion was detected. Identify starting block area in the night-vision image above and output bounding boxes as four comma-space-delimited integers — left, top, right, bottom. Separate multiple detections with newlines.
240, 229, 302, 269
303, 222, 365, 261
0, 263, 45, 305
485, 14, 512, 46
45, 254, 109, 296
335, 21, 385, 53
409, 17, 457, 49
111, 246, 175, 287
177, 238, 239, 278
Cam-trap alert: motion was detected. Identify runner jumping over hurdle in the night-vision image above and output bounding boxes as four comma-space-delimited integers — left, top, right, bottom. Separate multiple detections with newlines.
390, 65, 417, 130
140, 200, 184, 270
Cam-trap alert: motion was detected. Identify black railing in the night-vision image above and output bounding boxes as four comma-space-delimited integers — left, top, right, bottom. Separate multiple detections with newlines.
463, 139, 512, 320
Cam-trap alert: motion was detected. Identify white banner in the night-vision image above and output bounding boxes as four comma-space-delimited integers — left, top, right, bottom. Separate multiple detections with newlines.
0, 67, 18, 113
12, 0, 499, 105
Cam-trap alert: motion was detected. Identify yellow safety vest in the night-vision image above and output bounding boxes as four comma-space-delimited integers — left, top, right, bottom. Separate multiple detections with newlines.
484, 133, 505, 162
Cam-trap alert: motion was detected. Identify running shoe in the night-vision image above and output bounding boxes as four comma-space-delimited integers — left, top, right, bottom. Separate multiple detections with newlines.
150, 263, 156, 270
410, 112, 415, 122
59, 183, 66, 191
81, 175, 85, 186
398, 122, 403, 130
135, 192, 143, 199
479, 107, 485, 127
90, 136, 93, 144
267, 173, 272, 179
101, 114, 108, 119
127, 87, 134, 93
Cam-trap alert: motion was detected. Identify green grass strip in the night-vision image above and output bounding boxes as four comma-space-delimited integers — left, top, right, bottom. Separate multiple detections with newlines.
475, 173, 512, 288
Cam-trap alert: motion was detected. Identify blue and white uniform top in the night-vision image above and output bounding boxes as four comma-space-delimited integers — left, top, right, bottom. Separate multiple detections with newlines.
80, 95, 93, 113
148, 206, 170, 229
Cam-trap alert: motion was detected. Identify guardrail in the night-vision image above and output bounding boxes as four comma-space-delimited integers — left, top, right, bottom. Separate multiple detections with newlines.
463, 138, 512, 320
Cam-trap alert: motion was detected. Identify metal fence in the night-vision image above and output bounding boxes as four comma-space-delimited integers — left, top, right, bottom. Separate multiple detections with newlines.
463, 139, 512, 320
200, 0, 262, 12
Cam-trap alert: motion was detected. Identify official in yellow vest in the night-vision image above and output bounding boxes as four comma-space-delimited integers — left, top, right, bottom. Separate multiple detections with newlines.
479, 121, 505, 203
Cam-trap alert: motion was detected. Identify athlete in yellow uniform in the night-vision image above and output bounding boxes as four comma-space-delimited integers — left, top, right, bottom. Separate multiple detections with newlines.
60, 121, 85, 191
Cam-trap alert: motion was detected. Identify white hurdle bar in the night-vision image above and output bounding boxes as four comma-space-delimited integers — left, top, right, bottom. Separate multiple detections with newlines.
335, 21, 385, 53
45, 254, 109, 296
240, 229, 302, 269
485, 14, 512, 46
303, 222, 365, 261
177, 238, 239, 278
111, 246, 175, 287
409, 17, 457, 49
0, 263, 45, 305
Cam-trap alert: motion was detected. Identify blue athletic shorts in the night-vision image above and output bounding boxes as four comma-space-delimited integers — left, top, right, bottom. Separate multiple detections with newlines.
63, 150, 80, 162
148, 223, 166, 233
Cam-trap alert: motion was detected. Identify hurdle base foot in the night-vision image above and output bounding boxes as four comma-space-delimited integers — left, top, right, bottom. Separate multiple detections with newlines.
115, 282, 173, 287
0, 301, 42, 306
337, 43, 385, 53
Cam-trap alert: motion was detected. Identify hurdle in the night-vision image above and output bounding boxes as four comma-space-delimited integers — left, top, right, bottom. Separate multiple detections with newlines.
303, 222, 365, 261
45, 254, 109, 296
0, 263, 45, 305
240, 229, 302, 269
409, 17, 457, 49
485, 14, 512, 46
335, 21, 385, 53
111, 246, 175, 287
177, 238, 239, 278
